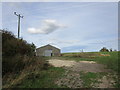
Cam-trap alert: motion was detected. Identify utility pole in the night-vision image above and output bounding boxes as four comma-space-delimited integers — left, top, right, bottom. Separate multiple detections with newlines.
14, 12, 23, 38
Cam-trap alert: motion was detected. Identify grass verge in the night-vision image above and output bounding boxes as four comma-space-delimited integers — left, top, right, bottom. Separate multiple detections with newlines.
11, 67, 65, 88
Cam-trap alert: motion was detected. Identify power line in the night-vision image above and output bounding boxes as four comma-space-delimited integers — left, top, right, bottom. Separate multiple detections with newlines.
14, 12, 23, 38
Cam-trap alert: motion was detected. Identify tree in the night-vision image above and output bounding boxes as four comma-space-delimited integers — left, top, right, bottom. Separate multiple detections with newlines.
100, 47, 109, 52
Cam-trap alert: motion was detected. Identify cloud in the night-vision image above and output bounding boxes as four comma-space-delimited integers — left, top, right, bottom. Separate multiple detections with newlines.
28, 19, 66, 34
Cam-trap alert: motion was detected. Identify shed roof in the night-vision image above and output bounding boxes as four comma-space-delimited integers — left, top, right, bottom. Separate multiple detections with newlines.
36, 44, 60, 50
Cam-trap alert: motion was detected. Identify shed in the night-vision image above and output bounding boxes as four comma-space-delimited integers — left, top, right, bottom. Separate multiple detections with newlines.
36, 44, 61, 56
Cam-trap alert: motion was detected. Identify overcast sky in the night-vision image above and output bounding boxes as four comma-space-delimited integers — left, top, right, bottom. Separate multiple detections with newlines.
2, 2, 118, 53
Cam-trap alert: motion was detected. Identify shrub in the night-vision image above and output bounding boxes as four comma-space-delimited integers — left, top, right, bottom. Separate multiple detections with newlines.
2, 30, 36, 76
2, 30, 36, 57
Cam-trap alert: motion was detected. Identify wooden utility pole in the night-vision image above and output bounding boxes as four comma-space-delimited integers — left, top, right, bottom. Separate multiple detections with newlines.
14, 12, 23, 38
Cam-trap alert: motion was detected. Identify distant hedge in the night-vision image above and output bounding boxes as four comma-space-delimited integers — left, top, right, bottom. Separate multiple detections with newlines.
2, 30, 36, 76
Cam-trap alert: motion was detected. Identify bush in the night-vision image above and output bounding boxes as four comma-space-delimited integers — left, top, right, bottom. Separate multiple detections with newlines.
3, 54, 26, 75
2, 30, 36, 76
2, 30, 36, 57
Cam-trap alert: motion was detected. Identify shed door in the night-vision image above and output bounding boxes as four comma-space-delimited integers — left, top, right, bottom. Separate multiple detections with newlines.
44, 50, 52, 56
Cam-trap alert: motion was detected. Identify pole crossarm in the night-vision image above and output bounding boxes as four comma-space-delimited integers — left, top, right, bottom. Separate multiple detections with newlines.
14, 12, 24, 18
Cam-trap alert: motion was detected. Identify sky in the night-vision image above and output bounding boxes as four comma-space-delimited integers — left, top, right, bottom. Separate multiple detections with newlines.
1, 0, 119, 2
1, 2, 119, 53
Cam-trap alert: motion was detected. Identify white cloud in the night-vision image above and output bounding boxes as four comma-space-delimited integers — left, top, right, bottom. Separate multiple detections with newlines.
28, 19, 66, 34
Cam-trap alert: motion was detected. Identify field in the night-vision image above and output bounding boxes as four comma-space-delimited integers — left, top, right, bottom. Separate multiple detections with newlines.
59, 51, 119, 72
50, 51, 119, 88
3, 51, 119, 88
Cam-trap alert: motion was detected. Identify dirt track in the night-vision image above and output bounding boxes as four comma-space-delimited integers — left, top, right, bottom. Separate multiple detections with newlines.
48, 59, 116, 88
48, 59, 111, 73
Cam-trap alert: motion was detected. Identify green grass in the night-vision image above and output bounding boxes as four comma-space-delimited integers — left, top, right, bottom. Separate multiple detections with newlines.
60, 51, 119, 72
80, 72, 107, 88
95, 52, 118, 72
12, 67, 65, 88
60, 51, 119, 88
60, 52, 104, 62
55, 56, 95, 62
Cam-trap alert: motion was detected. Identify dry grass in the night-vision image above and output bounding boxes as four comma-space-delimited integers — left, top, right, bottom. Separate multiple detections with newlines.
2, 56, 50, 88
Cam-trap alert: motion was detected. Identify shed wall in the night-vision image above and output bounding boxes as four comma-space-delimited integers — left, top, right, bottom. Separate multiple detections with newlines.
36, 45, 60, 56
